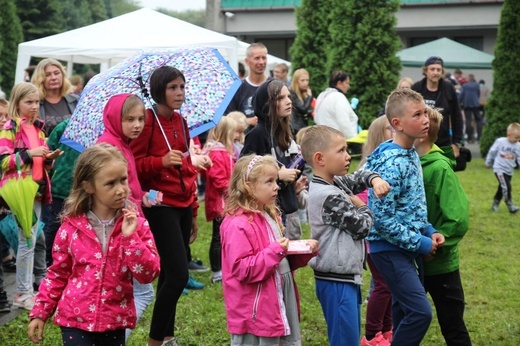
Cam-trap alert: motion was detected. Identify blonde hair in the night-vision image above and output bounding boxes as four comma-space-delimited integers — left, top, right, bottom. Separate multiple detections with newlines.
32, 58, 72, 98
0, 99, 8, 109
61, 144, 128, 218
122, 95, 145, 119
227, 111, 247, 143
207, 116, 236, 154
397, 77, 413, 89
385, 88, 424, 123
224, 154, 283, 231
507, 122, 520, 135
295, 125, 311, 145
300, 125, 344, 168
8, 82, 39, 119
425, 107, 443, 142
290, 68, 310, 103
360, 116, 390, 166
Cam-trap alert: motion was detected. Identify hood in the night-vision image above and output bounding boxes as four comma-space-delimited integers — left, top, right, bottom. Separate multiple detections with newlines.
366, 139, 415, 172
100, 93, 133, 145
252, 78, 274, 124
420, 144, 456, 169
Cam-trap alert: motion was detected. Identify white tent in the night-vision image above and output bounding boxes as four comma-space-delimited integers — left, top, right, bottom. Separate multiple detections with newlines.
15, 8, 239, 83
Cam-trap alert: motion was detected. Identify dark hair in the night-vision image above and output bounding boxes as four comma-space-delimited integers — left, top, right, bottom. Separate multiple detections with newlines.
328, 70, 349, 88
150, 66, 186, 105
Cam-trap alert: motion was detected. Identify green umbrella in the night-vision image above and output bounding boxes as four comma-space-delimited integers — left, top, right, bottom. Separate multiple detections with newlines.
0, 153, 39, 247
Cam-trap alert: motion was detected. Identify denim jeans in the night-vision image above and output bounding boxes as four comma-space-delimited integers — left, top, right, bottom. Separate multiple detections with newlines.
16, 201, 41, 294
33, 230, 46, 286
125, 280, 155, 340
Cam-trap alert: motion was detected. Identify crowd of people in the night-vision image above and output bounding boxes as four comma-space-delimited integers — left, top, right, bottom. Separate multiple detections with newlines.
0, 45, 517, 346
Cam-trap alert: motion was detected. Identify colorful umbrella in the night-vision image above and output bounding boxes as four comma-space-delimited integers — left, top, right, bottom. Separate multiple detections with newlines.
0, 153, 39, 247
61, 48, 242, 152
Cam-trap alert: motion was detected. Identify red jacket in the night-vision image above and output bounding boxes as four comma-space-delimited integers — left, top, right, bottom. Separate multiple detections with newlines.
130, 109, 197, 208
29, 214, 160, 332
203, 141, 234, 221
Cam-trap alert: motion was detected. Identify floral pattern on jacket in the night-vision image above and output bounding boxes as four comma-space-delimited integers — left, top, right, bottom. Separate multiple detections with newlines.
29, 214, 160, 332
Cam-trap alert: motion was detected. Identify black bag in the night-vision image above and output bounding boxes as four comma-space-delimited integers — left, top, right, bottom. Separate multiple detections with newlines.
454, 147, 472, 172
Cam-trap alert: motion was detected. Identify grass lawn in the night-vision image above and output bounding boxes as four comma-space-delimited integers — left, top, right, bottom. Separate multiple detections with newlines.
1, 158, 519, 345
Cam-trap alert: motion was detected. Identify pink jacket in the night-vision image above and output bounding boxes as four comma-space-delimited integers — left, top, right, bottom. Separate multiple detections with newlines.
203, 141, 234, 221
221, 210, 315, 337
30, 214, 160, 332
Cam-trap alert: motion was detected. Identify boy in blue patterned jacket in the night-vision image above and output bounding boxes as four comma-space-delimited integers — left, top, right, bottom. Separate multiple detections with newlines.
301, 125, 390, 346
366, 88, 445, 345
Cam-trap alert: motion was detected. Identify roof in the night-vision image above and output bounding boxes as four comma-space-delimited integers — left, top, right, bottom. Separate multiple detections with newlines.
397, 37, 494, 69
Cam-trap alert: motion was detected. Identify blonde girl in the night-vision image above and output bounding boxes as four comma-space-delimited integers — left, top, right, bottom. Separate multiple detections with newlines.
202, 116, 236, 283
397, 77, 414, 89
227, 111, 247, 160
0, 83, 62, 310
290, 69, 313, 135
28, 144, 160, 345
359, 116, 395, 167
221, 154, 318, 346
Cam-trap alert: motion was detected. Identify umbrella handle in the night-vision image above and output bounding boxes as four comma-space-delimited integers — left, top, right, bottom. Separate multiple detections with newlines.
15, 152, 22, 175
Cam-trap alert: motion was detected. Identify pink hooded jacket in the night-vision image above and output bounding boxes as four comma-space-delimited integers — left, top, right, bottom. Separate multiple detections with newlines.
221, 210, 316, 337
97, 93, 143, 208
29, 214, 160, 332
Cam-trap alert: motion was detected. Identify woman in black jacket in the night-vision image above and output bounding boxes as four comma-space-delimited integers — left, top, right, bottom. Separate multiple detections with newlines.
289, 68, 313, 136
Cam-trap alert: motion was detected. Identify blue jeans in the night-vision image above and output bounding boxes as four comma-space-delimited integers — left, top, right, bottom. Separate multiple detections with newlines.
371, 251, 432, 346
16, 202, 41, 294
315, 279, 361, 346
125, 280, 155, 340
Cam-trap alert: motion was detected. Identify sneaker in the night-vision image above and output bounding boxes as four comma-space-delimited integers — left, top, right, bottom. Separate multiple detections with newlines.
211, 271, 222, 284
2, 257, 16, 272
492, 199, 499, 212
162, 338, 179, 346
0, 290, 10, 312
360, 332, 390, 346
13, 292, 35, 310
508, 204, 520, 214
182, 288, 189, 295
185, 276, 204, 290
382, 330, 393, 343
188, 260, 209, 272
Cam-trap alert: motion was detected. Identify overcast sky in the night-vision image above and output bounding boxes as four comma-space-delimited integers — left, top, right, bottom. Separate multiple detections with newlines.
139, 0, 206, 12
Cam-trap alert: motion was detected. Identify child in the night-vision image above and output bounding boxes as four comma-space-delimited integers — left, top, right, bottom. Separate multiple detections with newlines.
415, 107, 472, 345
358, 116, 395, 346
485, 122, 520, 213
300, 125, 390, 346
220, 154, 319, 345
96, 93, 155, 340
227, 111, 247, 161
27, 144, 160, 345
202, 116, 236, 283
0, 83, 62, 310
366, 88, 445, 345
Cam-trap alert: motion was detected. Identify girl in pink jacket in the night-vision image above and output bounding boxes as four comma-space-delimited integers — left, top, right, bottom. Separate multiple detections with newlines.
221, 154, 318, 346
28, 144, 160, 345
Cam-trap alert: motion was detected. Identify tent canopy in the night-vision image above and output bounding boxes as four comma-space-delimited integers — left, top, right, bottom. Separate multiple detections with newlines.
15, 8, 239, 83
397, 37, 494, 69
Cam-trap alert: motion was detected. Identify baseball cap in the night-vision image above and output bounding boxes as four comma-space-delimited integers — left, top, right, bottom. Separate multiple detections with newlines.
424, 56, 444, 67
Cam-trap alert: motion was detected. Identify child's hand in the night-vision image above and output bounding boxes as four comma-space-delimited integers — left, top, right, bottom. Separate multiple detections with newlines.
142, 192, 152, 208
162, 149, 184, 168
432, 233, 445, 248
28, 318, 45, 344
349, 195, 366, 208
371, 177, 391, 198
191, 154, 212, 170
278, 237, 289, 251
294, 176, 308, 195
44, 149, 63, 160
28, 146, 48, 157
122, 208, 138, 236
278, 166, 300, 183
305, 239, 319, 253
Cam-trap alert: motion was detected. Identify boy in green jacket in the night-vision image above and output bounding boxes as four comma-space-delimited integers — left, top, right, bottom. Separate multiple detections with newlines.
415, 107, 471, 346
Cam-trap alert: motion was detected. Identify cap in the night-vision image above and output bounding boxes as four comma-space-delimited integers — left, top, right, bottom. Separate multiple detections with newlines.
424, 56, 444, 67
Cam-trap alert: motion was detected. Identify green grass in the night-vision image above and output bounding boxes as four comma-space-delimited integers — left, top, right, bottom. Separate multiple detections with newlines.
2, 158, 519, 345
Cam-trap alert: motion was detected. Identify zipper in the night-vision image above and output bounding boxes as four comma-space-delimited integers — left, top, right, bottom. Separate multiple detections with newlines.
252, 283, 262, 320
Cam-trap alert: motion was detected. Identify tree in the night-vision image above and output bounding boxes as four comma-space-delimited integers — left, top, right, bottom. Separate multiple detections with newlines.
62, 0, 92, 31
480, 0, 520, 156
0, 0, 24, 96
327, 0, 402, 128
15, 0, 64, 42
90, 0, 108, 23
289, 0, 330, 95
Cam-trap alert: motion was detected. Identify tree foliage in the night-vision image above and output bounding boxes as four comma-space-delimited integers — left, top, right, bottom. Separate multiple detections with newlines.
327, 0, 402, 128
0, 0, 24, 97
289, 0, 330, 95
160, 9, 206, 28
15, 0, 64, 42
480, 0, 520, 156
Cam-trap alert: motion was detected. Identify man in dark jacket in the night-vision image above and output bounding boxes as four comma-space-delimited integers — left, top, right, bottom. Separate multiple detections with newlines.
412, 56, 463, 158
459, 74, 481, 142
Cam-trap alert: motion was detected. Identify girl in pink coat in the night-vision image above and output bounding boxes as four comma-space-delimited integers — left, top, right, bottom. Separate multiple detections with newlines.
221, 154, 318, 346
28, 144, 160, 345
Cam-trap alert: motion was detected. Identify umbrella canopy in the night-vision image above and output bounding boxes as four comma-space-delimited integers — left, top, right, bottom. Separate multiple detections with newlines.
397, 37, 494, 69
0, 154, 39, 246
61, 48, 242, 152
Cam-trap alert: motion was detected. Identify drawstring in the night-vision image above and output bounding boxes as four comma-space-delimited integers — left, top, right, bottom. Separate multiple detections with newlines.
88, 211, 117, 254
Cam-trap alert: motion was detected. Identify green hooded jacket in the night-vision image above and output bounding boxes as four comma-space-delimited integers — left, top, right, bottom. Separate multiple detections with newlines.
420, 144, 469, 276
